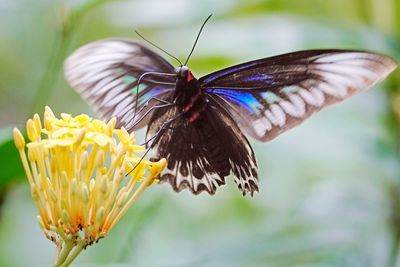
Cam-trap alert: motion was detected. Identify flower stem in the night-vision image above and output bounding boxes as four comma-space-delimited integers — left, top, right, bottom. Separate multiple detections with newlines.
54, 240, 74, 267
59, 242, 84, 267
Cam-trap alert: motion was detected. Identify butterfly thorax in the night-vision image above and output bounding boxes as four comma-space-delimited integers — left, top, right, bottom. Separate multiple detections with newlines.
174, 66, 206, 123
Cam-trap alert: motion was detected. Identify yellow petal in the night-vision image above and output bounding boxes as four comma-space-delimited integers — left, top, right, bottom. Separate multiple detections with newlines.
60, 113, 72, 122
51, 127, 71, 139
149, 158, 167, 178
74, 114, 91, 125
91, 133, 110, 147
54, 139, 75, 147
118, 127, 130, 144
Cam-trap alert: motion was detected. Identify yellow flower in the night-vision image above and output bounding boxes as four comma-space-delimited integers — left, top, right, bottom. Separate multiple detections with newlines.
14, 106, 166, 267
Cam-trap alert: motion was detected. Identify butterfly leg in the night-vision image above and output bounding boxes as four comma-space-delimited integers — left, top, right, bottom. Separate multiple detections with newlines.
126, 113, 182, 176
132, 101, 175, 128
132, 96, 173, 121
144, 113, 183, 148
140, 125, 175, 146
133, 71, 176, 118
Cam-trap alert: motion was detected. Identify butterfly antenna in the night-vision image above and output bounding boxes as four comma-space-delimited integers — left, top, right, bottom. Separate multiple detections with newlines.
134, 30, 183, 66
184, 14, 213, 66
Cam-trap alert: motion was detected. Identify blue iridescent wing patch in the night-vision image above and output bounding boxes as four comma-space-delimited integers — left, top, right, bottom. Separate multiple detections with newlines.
206, 88, 263, 113
203, 50, 397, 141
64, 39, 176, 131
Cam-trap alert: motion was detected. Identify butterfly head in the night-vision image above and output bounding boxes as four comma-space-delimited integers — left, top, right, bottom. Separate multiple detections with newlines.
177, 66, 195, 82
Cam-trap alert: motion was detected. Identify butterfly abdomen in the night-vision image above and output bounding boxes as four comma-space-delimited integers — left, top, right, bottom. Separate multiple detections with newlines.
185, 97, 208, 123
174, 75, 208, 123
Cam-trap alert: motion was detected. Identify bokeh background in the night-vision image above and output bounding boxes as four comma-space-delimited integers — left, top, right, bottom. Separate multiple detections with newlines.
1, 0, 400, 266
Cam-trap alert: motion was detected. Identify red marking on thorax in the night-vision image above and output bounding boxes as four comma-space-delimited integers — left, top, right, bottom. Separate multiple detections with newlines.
182, 69, 204, 123
188, 112, 201, 123
183, 90, 201, 113
187, 71, 194, 82
183, 70, 199, 113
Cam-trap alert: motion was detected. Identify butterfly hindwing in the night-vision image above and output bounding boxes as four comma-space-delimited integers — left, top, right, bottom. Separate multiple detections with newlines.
147, 98, 258, 196
64, 39, 176, 131
201, 50, 397, 141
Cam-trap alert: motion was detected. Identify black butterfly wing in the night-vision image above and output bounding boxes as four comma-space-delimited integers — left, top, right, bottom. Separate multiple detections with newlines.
200, 50, 397, 141
147, 98, 258, 196
64, 39, 176, 131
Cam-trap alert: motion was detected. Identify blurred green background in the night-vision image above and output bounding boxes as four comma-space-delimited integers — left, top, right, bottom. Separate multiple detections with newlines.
1, 0, 400, 266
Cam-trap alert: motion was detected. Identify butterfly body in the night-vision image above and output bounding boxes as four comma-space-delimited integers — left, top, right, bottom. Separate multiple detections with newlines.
173, 66, 206, 123
64, 39, 397, 196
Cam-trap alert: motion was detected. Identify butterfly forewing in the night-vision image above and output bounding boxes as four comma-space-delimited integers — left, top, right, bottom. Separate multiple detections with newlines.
64, 39, 176, 131
201, 50, 397, 141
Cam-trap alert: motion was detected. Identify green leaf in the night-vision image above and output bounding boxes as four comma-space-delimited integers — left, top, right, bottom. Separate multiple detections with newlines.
0, 127, 25, 189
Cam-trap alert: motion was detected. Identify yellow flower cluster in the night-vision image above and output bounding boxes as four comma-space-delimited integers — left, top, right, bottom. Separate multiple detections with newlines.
14, 106, 166, 266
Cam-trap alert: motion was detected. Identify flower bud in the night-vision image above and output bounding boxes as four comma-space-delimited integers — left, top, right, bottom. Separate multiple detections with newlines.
13, 128, 25, 150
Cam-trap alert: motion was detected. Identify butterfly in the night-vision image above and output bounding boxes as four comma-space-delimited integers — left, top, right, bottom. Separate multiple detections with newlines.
64, 18, 397, 196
